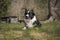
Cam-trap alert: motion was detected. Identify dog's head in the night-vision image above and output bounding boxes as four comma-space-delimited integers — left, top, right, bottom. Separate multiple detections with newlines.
24, 9, 35, 19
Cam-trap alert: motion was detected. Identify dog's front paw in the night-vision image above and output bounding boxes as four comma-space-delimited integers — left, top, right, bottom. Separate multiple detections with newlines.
22, 27, 26, 30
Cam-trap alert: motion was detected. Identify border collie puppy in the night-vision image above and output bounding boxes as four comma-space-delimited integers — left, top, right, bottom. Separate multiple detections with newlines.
23, 9, 41, 30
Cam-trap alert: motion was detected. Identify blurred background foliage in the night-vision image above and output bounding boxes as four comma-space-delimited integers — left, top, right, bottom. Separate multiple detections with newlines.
0, 0, 48, 20
0, 0, 11, 17
34, 0, 48, 20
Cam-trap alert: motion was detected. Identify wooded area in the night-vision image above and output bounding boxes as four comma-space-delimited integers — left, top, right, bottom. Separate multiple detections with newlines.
0, 0, 60, 21
48, 0, 60, 21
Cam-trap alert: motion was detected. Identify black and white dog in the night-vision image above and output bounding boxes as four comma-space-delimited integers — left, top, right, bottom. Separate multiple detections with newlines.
23, 9, 41, 30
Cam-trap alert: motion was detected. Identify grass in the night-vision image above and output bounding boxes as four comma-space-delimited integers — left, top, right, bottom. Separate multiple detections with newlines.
0, 21, 60, 40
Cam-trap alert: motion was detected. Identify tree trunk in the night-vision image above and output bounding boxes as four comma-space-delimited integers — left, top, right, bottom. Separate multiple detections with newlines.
45, 0, 60, 23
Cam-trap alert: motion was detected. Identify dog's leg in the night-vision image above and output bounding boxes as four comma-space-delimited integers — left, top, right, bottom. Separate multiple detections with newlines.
23, 25, 28, 30
23, 27, 26, 30
36, 20, 41, 27
33, 20, 41, 27
22, 21, 28, 30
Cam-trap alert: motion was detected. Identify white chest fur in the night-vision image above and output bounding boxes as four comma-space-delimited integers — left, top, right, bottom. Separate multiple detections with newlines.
26, 16, 37, 28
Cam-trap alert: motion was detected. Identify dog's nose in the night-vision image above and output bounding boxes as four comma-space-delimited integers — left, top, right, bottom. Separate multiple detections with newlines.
26, 16, 29, 19
25, 16, 29, 19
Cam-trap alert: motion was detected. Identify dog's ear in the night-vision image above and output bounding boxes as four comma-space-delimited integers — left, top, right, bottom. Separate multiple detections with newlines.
30, 9, 35, 15
30, 9, 34, 13
25, 8, 27, 11
25, 9, 29, 13
24, 8, 27, 13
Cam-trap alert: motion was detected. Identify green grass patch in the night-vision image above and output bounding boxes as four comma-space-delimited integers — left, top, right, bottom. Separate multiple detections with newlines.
0, 21, 60, 40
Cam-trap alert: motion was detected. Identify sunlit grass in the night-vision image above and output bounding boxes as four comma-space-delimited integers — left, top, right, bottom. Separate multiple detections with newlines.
0, 21, 60, 40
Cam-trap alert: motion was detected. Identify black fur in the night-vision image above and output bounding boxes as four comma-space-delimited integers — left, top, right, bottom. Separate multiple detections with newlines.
23, 9, 41, 29
33, 20, 41, 27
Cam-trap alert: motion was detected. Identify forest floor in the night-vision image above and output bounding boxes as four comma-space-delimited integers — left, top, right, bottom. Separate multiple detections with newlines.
0, 21, 60, 40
